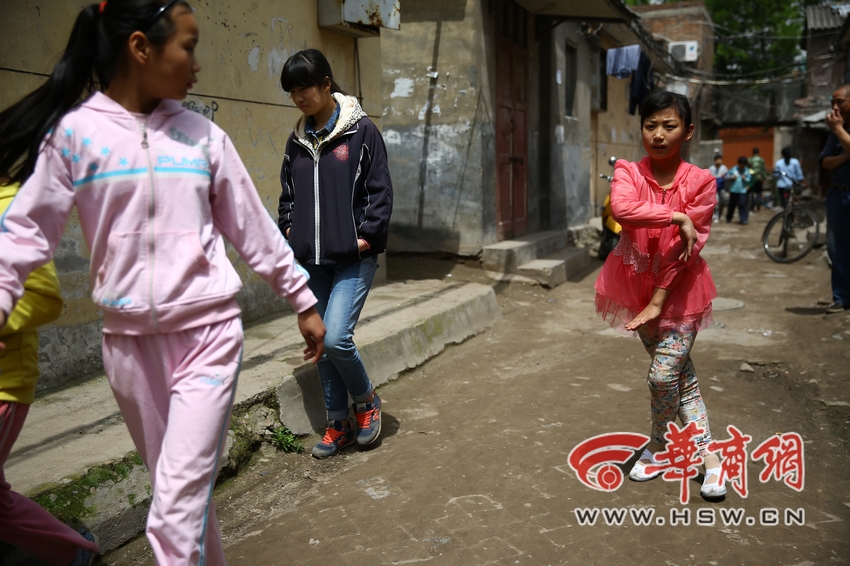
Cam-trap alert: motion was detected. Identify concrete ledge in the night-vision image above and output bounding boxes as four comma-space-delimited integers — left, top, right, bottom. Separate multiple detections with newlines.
481, 231, 568, 273
3, 280, 500, 557
278, 282, 501, 434
517, 259, 566, 288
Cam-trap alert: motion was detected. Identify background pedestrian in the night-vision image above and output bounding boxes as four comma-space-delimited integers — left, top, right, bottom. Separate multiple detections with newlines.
725, 157, 752, 224
748, 147, 767, 212
594, 90, 725, 500
278, 49, 393, 459
0, 180, 98, 566
0, 2, 325, 563
773, 147, 804, 209
820, 85, 850, 314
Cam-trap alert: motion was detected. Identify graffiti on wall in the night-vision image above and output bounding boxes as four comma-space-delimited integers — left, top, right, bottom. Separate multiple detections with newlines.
182, 97, 219, 122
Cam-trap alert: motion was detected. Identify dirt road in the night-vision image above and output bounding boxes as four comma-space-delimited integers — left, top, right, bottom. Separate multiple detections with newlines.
104, 209, 850, 565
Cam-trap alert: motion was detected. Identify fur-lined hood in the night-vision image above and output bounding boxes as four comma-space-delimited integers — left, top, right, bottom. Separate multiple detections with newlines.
292, 93, 367, 149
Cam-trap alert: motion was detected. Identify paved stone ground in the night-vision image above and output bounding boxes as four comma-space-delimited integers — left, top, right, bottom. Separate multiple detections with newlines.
102, 210, 850, 566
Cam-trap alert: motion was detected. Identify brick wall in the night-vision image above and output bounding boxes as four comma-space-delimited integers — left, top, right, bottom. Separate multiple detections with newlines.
631, 1, 714, 74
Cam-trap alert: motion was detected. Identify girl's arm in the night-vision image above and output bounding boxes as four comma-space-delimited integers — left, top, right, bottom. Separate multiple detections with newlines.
625, 287, 669, 331
623, 179, 707, 331
609, 161, 674, 228
654, 171, 716, 292
210, 133, 316, 315
355, 123, 393, 248
0, 145, 75, 323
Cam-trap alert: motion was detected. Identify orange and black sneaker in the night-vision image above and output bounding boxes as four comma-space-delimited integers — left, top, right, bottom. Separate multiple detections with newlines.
312, 420, 355, 459
354, 391, 382, 445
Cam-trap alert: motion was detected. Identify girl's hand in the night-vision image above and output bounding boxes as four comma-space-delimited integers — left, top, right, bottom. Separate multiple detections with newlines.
625, 287, 669, 332
672, 212, 696, 262
624, 303, 662, 331
297, 307, 326, 364
358, 238, 370, 253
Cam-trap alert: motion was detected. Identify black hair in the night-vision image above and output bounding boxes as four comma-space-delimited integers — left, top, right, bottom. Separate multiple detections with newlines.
638, 90, 693, 128
752, 147, 759, 154
0, 0, 190, 185
280, 49, 345, 94
782, 146, 792, 166
737, 156, 748, 165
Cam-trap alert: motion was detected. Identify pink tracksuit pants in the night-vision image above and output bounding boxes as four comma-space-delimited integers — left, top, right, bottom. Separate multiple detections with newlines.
103, 317, 243, 566
0, 402, 100, 565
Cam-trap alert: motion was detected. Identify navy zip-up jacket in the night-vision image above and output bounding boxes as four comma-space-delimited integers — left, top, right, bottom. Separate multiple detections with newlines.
278, 94, 393, 267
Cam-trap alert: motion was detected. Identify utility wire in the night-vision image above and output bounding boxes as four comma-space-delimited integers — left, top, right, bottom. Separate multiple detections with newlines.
661, 59, 831, 87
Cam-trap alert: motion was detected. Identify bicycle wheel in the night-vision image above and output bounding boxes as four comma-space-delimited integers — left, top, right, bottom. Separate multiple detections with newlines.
762, 207, 819, 263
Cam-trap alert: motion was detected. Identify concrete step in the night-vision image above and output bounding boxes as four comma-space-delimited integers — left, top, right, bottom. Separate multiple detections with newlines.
6, 279, 501, 554
481, 231, 568, 273
516, 247, 591, 288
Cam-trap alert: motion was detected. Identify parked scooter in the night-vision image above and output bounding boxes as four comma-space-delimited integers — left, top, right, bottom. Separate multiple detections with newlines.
598, 155, 621, 260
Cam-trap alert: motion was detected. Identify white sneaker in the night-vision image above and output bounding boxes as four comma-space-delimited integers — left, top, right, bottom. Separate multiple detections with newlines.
700, 466, 727, 498
629, 449, 662, 482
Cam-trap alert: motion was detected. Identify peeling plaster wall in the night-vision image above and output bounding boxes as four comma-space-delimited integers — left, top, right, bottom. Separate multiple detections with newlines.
380, 0, 495, 255
1, 1, 382, 392
381, 0, 546, 255
548, 23, 593, 230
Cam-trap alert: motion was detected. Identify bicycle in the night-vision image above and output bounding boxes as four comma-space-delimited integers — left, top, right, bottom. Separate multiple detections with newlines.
762, 172, 820, 263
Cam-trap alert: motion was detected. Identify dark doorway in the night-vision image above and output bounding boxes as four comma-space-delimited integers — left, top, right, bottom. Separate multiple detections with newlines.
495, 1, 529, 240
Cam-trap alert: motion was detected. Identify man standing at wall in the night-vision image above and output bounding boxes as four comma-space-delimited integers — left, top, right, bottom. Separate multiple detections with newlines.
748, 147, 767, 212
820, 86, 850, 313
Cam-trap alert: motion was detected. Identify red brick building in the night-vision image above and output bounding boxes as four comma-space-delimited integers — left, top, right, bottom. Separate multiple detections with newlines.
630, 2, 716, 164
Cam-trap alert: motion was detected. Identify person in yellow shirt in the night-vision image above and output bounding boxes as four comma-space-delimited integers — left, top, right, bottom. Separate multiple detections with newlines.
0, 181, 99, 565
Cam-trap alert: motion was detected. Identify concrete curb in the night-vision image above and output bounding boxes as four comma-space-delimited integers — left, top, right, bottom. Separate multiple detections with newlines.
3, 280, 501, 558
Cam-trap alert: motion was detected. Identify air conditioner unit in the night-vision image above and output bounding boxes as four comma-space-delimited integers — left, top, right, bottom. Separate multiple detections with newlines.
668, 41, 699, 62
318, 0, 400, 38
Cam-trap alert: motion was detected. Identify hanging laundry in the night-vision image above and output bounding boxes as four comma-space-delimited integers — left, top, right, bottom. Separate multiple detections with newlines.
606, 45, 641, 79
629, 51, 653, 115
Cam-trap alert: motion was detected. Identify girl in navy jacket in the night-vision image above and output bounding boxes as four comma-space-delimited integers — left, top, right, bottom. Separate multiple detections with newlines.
278, 49, 393, 458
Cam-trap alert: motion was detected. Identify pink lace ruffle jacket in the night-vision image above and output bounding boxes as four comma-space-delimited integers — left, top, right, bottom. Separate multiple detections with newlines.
594, 157, 718, 335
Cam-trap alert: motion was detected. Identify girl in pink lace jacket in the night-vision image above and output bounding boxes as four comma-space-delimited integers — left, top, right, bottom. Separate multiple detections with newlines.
594, 91, 725, 500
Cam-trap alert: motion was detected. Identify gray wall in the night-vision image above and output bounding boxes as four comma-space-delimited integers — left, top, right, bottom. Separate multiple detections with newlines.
381, 0, 496, 255
547, 23, 593, 230
381, 0, 590, 256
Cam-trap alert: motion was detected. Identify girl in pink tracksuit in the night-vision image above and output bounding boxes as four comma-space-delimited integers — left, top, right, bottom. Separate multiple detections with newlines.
0, 1, 325, 564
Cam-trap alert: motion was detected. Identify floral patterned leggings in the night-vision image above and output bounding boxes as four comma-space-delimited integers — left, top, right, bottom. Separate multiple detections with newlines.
637, 325, 713, 456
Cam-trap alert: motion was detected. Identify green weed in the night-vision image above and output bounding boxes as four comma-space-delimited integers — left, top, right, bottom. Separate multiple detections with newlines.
269, 426, 303, 453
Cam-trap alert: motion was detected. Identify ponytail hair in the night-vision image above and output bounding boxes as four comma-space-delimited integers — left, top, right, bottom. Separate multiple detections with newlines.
781, 146, 792, 166
280, 49, 345, 95
0, 0, 189, 185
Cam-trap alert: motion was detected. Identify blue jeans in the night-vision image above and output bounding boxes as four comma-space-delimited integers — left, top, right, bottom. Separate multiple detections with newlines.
306, 256, 378, 421
826, 188, 850, 305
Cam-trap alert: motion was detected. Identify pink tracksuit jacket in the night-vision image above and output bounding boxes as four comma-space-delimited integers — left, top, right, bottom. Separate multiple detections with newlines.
0, 92, 316, 333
